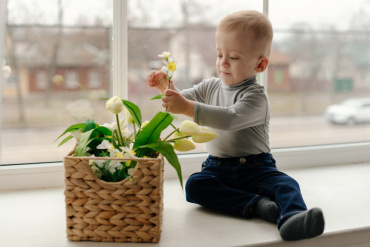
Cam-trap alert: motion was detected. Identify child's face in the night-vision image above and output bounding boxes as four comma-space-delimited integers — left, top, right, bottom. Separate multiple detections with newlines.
215, 29, 261, 86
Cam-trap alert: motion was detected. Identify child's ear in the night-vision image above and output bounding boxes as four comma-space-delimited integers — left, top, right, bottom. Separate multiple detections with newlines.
255, 56, 269, 73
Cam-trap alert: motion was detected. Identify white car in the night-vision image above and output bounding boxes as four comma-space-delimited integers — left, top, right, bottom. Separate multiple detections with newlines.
325, 98, 370, 125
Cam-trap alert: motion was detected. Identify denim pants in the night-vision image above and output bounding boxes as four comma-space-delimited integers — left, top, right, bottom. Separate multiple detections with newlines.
185, 153, 307, 228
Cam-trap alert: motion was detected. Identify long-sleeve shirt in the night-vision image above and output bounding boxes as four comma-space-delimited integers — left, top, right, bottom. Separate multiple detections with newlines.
180, 76, 270, 158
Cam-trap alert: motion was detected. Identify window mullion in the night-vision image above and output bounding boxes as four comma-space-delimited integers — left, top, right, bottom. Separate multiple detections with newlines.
112, 0, 128, 100
262, 0, 269, 89
0, 0, 6, 165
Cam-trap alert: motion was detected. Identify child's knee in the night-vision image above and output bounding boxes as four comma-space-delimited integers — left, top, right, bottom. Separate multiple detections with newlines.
185, 173, 218, 203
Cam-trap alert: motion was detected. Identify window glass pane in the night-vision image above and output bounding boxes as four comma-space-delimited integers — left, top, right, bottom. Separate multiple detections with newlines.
1, 0, 113, 164
127, 0, 263, 154
269, 0, 370, 147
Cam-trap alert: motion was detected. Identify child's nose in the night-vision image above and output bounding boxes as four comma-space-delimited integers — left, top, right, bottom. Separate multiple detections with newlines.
221, 58, 229, 67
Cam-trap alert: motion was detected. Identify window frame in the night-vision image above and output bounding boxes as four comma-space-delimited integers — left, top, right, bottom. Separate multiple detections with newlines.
0, 0, 369, 191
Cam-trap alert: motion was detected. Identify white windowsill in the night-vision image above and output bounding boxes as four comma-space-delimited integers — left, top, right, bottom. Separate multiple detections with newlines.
1, 161, 370, 247
1, 142, 369, 191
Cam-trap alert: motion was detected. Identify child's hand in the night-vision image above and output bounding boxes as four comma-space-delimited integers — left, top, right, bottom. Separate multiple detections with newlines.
147, 70, 172, 94
162, 89, 195, 118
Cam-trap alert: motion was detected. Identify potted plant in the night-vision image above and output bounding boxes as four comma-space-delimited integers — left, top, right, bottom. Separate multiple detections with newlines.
56, 52, 218, 243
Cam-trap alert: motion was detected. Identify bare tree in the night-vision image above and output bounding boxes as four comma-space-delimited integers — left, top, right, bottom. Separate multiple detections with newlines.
45, 0, 63, 106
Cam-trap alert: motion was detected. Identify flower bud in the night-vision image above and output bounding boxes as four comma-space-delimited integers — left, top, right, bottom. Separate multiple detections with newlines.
141, 120, 150, 128
125, 108, 135, 124
106, 96, 123, 114
192, 128, 219, 143
173, 139, 196, 152
179, 120, 201, 136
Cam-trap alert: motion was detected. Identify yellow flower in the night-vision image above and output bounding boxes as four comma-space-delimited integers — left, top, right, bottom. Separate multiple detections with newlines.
106, 96, 123, 114
179, 120, 202, 136
159, 51, 176, 77
192, 128, 219, 143
168, 62, 177, 72
173, 139, 196, 152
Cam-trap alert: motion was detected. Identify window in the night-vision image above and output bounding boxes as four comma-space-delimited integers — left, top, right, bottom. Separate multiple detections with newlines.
65, 71, 79, 89
88, 70, 101, 89
268, 0, 370, 147
36, 71, 48, 90
1, 0, 113, 164
0, 0, 369, 168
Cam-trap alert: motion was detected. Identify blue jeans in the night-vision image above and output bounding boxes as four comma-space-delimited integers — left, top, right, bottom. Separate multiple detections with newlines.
185, 153, 307, 228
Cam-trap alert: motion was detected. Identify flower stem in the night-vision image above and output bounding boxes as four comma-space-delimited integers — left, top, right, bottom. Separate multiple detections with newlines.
165, 74, 171, 112
115, 114, 124, 146
164, 128, 179, 141
133, 123, 137, 138
166, 135, 191, 142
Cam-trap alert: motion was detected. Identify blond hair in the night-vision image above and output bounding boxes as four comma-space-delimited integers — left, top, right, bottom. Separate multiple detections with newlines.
217, 10, 273, 56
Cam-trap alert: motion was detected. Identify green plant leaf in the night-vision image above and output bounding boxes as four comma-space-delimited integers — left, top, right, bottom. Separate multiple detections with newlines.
150, 94, 164, 100
76, 129, 94, 156
133, 112, 174, 150
84, 119, 98, 132
137, 141, 183, 189
54, 123, 86, 142
122, 99, 142, 127
92, 126, 112, 137
58, 135, 74, 147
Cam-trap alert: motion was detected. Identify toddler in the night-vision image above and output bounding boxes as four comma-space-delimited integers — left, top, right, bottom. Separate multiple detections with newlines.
147, 10, 324, 241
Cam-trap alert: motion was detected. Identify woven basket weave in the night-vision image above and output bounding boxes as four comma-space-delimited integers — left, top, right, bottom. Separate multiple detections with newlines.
63, 153, 164, 243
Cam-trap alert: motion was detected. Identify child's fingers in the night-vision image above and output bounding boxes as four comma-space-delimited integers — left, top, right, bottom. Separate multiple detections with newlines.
164, 89, 176, 96
147, 71, 157, 86
155, 70, 167, 79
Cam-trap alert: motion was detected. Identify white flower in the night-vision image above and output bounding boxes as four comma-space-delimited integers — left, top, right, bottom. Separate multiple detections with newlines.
121, 128, 132, 139
127, 168, 134, 176
158, 51, 172, 58
107, 160, 123, 173
106, 96, 123, 114
161, 58, 176, 77
158, 51, 176, 77
102, 118, 127, 131
89, 155, 107, 168
97, 139, 115, 151
121, 146, 137, 159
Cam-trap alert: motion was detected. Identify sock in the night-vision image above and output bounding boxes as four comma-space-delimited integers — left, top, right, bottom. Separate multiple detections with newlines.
252, 197, 279, 223
279, 207, 325, 241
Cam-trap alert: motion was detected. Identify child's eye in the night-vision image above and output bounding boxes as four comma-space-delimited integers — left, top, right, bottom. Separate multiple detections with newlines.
230, 57, 239, 60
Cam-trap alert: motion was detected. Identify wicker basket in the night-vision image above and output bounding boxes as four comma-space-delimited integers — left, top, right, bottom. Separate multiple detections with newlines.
63, 153, 164, 243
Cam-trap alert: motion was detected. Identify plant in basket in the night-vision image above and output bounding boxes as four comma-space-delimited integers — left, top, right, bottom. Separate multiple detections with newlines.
56, 51, 218, 187
56, 51, 218, 243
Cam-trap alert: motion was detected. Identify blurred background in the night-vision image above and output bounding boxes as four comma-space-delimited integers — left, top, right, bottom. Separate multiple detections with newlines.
1, 0, 369, 165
